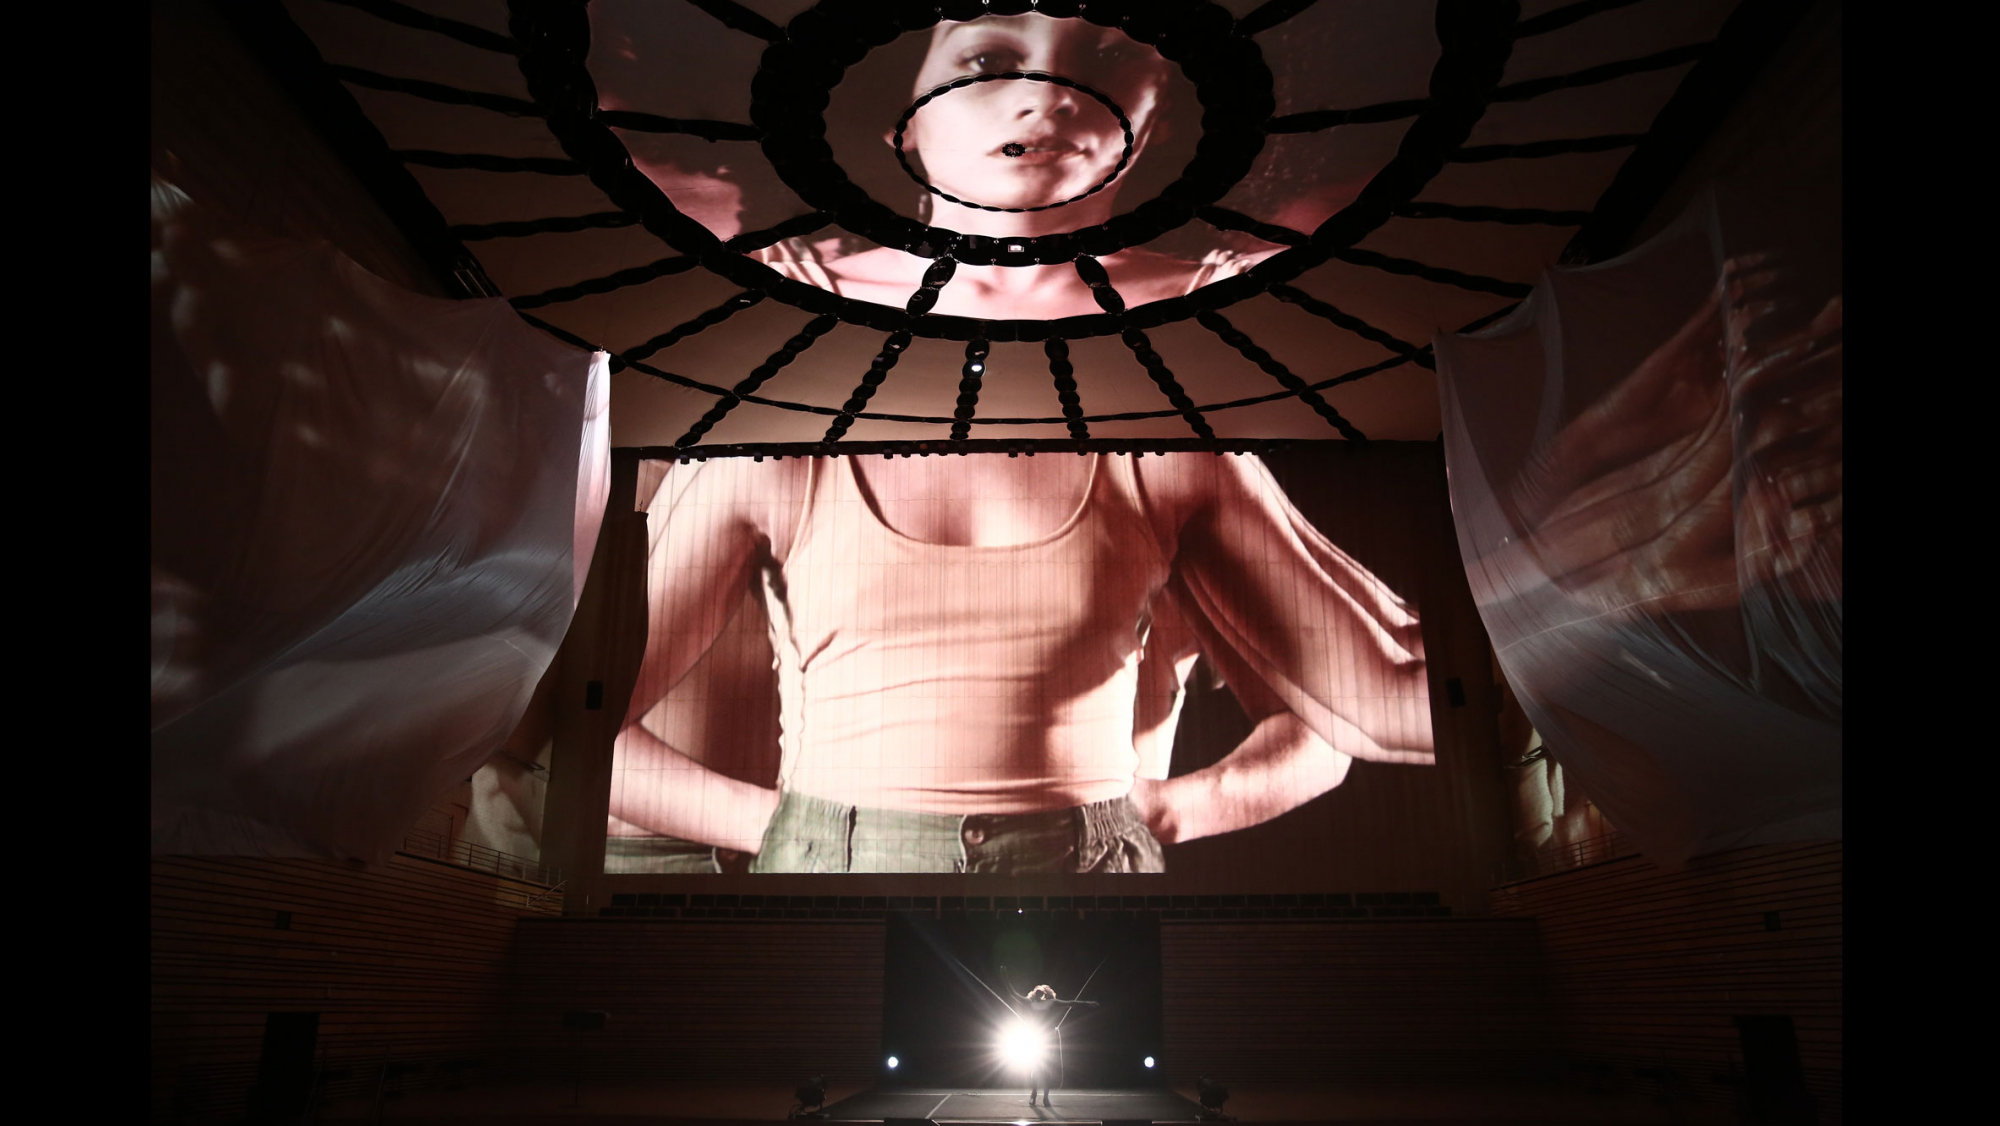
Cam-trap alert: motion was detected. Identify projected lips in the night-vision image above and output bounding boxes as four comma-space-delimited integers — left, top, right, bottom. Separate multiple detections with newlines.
891, 72, 1136, 215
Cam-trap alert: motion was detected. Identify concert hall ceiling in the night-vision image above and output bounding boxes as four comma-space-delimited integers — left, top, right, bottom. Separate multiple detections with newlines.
252, 0, 1801, 454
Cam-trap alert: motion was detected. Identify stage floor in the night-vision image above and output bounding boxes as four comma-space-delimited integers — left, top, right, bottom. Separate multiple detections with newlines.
819, 1084, 1205, 1122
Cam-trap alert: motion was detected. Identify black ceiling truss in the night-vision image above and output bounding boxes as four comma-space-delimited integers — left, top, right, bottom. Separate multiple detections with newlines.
450, 209, 638, 241
391, 149, 584, 174
328, 64, 543, 117
1235, 0, 1324, 39
1267, 284, 1435, 371
499, 0, 1518, 451
674, 313, 843, 447
621, 291, 765, 367
1197, 311, 1366, 442
248, 0, 1806, 457
823, 331, 914, 445
1488, 41, 1710, 103
508, 255, 701, 311
684, 0, 785, 44
1326, 247, 1534, 299
1265, 98, 1432, 134
950, 340, 990, 443
1390, 201, 1592, 226
321, 0, 518, 55
1046, 339, 1090, 442
1513, 0, 1645, 39
1449, 133, 1645, 162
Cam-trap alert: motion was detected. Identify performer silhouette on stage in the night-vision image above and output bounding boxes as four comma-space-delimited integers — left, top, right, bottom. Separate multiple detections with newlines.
999, 968, 1098, 1106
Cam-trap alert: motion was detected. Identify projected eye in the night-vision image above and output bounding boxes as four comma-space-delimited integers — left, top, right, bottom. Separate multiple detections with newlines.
960, 47, 1024, 75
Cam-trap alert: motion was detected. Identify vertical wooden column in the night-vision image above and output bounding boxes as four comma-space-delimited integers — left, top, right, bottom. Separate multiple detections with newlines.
541, 452, 649, 914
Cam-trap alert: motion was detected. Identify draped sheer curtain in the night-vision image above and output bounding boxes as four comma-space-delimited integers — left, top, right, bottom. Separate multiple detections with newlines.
151, 177, 609, 862
1436, 180, 1841, 866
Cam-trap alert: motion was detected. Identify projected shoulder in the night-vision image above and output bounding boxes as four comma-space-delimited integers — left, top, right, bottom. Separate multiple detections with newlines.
654, 457, 811, 564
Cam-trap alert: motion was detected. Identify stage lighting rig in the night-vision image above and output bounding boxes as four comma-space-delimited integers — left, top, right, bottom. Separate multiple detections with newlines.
1197, 1076, 1231, 1120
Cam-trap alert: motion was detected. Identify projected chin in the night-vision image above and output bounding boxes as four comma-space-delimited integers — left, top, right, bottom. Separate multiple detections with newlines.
998, 1020, 1047, 1071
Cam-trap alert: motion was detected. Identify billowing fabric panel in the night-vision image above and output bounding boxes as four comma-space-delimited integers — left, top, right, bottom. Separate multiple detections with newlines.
1436, 182, 1840, 864
151, 177, 610, 862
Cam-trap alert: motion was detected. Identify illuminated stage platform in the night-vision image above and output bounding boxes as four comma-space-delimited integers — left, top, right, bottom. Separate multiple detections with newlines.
817, 1084, 1206, 1123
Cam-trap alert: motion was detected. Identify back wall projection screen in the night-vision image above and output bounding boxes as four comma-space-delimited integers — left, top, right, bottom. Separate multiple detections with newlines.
606, 449, 1436, 875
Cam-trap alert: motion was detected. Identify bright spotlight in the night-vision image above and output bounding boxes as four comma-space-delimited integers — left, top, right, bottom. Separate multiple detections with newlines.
1144, 1056, 1156, 1069
998, 1020, 1047, 1071
886, 1056, 899, 1070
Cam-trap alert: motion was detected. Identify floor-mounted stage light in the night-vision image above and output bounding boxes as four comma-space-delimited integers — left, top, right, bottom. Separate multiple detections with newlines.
791, 1075, 827, 1119
1197, 1076, 1230, 1119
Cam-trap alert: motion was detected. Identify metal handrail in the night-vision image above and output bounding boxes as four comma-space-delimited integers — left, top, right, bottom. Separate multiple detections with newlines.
1493, 828, 1636, 886
398, 827, 563, 888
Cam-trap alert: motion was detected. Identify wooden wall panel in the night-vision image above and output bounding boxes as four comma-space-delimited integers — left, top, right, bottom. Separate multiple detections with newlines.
151, 854, 559, 1124
1490, 841, 1842, 1122
1159, 919, 1553, 1084
495, 915, 1551, 1089
499, 920, 887, 1083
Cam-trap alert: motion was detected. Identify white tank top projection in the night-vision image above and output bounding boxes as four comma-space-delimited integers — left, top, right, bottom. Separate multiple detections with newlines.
762, 454, 1171, 815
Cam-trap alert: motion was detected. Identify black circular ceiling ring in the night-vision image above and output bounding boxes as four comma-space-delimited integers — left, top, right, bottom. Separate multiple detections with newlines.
748, 0, 1271, 268
891, 71, 1135, 214
511, 0, 1516, 343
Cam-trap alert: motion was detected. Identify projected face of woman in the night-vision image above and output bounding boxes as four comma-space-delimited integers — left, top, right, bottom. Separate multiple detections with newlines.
902, 16, 1170, 223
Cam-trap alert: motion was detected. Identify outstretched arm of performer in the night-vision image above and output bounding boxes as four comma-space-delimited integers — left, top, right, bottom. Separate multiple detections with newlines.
609, 461, 805, 853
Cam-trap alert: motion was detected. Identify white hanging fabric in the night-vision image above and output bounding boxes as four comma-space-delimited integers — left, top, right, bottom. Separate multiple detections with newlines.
151, 177, 610, 862
1436, 181, 1841, 865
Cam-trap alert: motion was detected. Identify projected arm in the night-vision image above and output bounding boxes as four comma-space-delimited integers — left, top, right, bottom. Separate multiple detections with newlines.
1139, 454, 1431, 765
1128, 581, 1355, 844
609, 460, 805, 854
